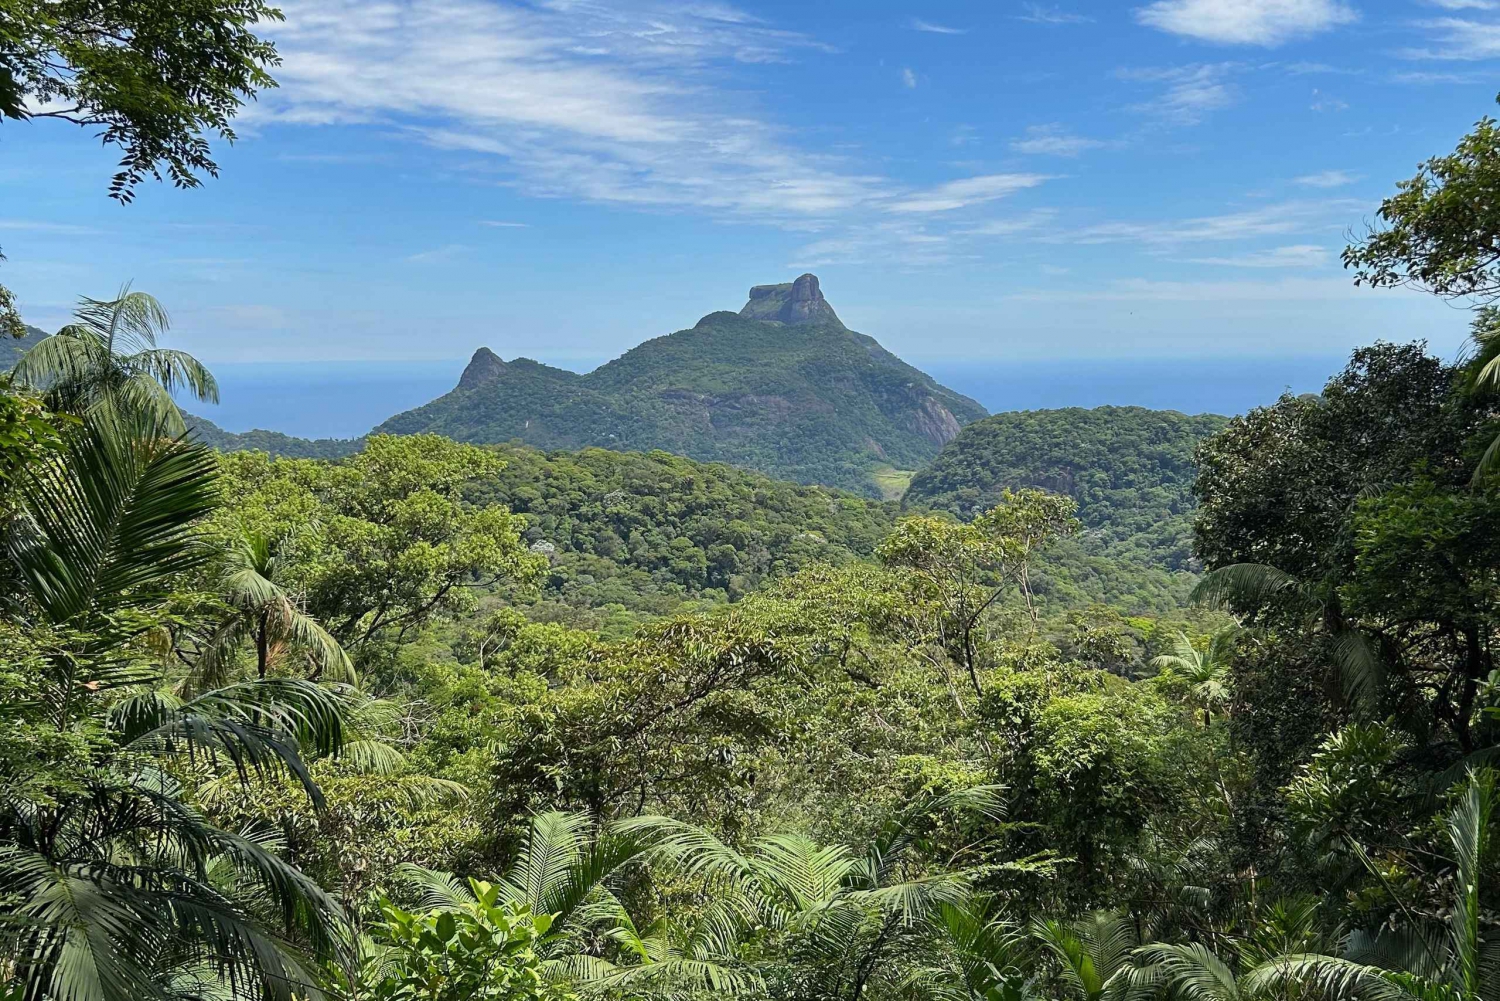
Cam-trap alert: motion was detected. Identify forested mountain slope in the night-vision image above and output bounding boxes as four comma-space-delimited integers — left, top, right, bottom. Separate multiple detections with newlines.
184, 413, 363, 459
905, 406, 1230, 609
462, 444, 901, 624
0, 325, 47, 367
376, 275, 987, 496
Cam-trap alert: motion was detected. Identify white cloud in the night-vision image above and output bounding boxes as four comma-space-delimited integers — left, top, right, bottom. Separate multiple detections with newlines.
1135, 0, 1358, 45
1186, 244, 1329, 266
1017, 4, 1094, 24
1011, 275, 1360, 302
965, 209, 1060, 236
1309, 89, 1349, 111
406, 244, 469, 263
1012, 124, 1107, 156
910, 18, 965, 33
1051, 200, 1357, 245
1294, 169, 1357, 187
479, 220, 530, 227
1390, 68, 1484, 81
1404, 17, 1500, 59
889, 174, 1051, 213
258, 0, 893, 226
1423, 0, 1496, 9
901, 67, 918, 87
1121, 64, 1235, 125
0, 219, 102, 234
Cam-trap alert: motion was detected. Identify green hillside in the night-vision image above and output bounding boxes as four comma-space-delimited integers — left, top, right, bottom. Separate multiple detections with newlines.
461, 443, 901, 623
184, 413, 363, 459
905, 406, 1230, 609
376, 275, 987, 496
1, 325, 48, 368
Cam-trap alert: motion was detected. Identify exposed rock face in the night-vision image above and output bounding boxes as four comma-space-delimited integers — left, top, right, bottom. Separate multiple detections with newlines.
909, 398, 963, 447
740, 273, 845, 328
458, 347, 507, 390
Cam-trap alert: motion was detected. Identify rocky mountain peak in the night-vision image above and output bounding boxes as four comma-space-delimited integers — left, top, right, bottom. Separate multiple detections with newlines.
739, 273, 845, 328
458, 347, 507, 391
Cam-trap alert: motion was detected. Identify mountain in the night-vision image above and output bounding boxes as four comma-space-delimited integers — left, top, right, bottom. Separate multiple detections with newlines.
904, 406, 1231, 610
376, 275, 987, 497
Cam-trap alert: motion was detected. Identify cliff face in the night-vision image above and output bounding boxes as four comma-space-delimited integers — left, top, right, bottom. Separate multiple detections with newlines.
739, 273, 845, 328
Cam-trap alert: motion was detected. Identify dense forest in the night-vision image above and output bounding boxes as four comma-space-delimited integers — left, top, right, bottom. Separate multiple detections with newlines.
10, 5, 1500, 1001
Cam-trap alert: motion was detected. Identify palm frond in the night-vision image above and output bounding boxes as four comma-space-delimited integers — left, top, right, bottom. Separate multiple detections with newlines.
9, 410, 218, 629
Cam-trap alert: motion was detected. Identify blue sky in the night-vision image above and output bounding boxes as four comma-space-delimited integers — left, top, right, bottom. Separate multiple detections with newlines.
2, 0, 1496, 368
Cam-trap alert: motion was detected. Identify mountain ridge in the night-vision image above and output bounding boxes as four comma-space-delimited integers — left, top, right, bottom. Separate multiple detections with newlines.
376, 276, 987, 496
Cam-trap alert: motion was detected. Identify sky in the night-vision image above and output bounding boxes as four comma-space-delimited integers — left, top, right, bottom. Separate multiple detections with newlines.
2, 0, 1497, 370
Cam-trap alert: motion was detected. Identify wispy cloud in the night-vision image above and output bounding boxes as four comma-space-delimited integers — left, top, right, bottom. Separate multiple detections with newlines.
0, 219, 102, 235
910, 18, 966, 33
901, 66, 918, 88
1389, 68, 1485, 81
1121, 64, 1236, 125
964, 209, 1060, 236
1012, 275, 1359, 302
889, 174, 1052, 213
1016, 3, 1094, 24
1309, 89, 1349, 111
479, 220, 530, 227
1185, 244, 1329, 267
1422, 0, 1496, 9
1294, 169, 1357, 187
259, 0, 893, 227
1403, 17, 1500, 59
1012, 124, 1107, 156
1048, 200, 1356, 245
1135, 0, 1358, 46
406, 244, 469, 263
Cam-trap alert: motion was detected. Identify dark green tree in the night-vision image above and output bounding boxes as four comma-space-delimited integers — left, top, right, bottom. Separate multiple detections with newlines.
0, 0, 282, 201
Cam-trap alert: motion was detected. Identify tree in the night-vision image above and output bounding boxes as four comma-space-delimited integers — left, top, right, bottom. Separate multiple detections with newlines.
218, 436, 546, 656
197, 522, 355, 686
0, 407, 355, 1001
1, 0, 283, 201
1344, 105, 1500, 300
877, 489, 1079, 696
631, 786, 1007, 1001
1032, 911, 1145, 1001
1245, 769, 1500, 1001
356, 882, 567, 1001
1149, 628, 1238, 724
10, 288, 216, 434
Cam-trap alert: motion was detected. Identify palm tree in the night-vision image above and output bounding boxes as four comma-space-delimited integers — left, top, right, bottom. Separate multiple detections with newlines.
1150, 628, 1238, 724
10, 287, 216, 433
396, 810, 750, 995
1244, 769, 1500, 1001
1462, 306, 1500, 483
911, 895, 1038, 1001
1033, 910, 1151, 1001
0, 408, 355, 1001
196, 523, 354, 688
631, 785, 1007, 1001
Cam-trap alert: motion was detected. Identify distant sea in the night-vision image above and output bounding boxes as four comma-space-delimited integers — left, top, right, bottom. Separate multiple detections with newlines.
191, 355, 1347, 441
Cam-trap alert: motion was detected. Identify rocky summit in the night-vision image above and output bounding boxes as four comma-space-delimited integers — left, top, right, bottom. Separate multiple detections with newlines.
739, 273, 845, 328
375, 276, 986, 497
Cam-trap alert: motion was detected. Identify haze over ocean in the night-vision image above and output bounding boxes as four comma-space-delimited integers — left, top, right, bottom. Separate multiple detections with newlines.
194, 355, 1347, 440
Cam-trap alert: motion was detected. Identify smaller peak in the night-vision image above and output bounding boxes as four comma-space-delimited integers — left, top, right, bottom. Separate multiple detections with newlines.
739, 273, 844, 328
458, 347, 506, 390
